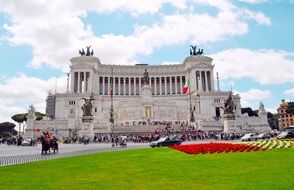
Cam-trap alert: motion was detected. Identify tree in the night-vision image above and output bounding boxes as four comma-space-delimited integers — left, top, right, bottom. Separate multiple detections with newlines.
11, 113, 27, 137
241, 107, 258, 117
267, 112, 279, 130
11, 109, 46, 136
0, 122, 17, 137
35, 112, 45, 121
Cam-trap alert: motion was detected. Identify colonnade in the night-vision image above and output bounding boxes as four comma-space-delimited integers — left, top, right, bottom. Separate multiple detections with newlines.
71, 71, 92, 93
98, 76, 186, 96
195, 70, 213, 92
70, 70, 214, 95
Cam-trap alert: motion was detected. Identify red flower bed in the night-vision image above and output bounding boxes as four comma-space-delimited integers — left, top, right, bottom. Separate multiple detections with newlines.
169, 142, 262, 155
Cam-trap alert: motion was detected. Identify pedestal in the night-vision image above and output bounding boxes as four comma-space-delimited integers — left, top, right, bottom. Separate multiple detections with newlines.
223, 113, 236, 133
141, 85, 152, 100
81, 116, 94, 140
141, 85, 153, 119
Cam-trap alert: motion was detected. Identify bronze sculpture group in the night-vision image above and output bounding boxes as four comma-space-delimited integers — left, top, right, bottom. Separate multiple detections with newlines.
143, 69, 150, 85
223, 93, 235, 115
81, 95, 95, 117
190, 45, 204, 56
79, 45, 94, 56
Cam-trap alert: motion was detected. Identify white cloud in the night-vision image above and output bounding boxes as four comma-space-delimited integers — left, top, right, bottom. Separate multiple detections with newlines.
161, 61, 181, 65
0, 0, 271, 69
284, 88, 294, 96
266, 107, 277, 114
0, 0, 274, 122
212, 48, 294, 84
236, 88, 271, 107
240, 8, 271, 25
239, 0, 266, 4
0, 73, 67, 122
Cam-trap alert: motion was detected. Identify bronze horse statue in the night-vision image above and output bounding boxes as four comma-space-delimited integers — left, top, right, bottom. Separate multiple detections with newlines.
38, 136, 59, 155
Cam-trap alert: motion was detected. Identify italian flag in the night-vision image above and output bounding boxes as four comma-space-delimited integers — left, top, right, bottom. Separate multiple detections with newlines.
183, 77, 190, 94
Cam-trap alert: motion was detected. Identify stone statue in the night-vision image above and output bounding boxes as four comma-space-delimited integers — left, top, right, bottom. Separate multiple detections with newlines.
79, 49, 85, 56
79, 46, 94, 56
223, 93, 234, 114
81, 95, 95, 116
190, 45, 197, 55
143, 69, 150, 85
86, 45, 91, 56
27, 104, 36, 119
189, 45, 204, 56
258, 102, 266, 114
196, 48, 201, 55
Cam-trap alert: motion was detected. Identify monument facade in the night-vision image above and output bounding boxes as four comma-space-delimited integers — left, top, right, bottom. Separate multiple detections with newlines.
24, 47, 271, 138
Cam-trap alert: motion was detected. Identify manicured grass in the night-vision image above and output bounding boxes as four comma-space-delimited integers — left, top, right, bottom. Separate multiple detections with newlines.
0, 148, 293, 190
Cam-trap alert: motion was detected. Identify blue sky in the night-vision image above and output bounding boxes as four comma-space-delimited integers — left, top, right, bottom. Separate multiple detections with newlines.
0, 0, 294, 123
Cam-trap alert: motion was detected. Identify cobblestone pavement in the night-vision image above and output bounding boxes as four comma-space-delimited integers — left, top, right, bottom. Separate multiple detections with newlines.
0, 143, 149, 167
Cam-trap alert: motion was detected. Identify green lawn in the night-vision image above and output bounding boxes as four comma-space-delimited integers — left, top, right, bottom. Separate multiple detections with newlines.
0, 148, 293, 190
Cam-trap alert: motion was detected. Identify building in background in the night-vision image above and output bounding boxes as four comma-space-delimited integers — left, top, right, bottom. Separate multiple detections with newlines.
277, 99, 294, 130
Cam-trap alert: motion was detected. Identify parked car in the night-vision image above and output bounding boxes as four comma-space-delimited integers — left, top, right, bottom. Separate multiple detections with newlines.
241, 133, 257, 141
150, 136, 182, 148
277, 131, 294, 139
257, 133, 271, 140
21, 138, 32, 146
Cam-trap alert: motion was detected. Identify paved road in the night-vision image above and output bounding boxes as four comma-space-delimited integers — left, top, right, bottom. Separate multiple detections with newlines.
0, 143, 149, 167
0, 140, 239, 167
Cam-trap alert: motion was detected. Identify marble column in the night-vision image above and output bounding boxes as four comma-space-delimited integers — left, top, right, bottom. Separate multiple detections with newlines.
70, 72, 74, 93
165, 77, 167, 95
205, 71, 208, 92
199, 71, 203, 92
180, 76, 183, 94
118, 77, 121, 95
77, 72, 81, 93
102, 77, 105, 95
134, 77, 137, 96
139, 77, 141, 95
175, 76, 178, 94
123, 77, 126, 96
159, 77, 162, 95
210, 71, 215, 91
169, 77, 172, 94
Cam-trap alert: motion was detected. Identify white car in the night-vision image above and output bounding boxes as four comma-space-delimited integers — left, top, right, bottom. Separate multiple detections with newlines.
21, 139, 31, 146
241, 133, 257, 141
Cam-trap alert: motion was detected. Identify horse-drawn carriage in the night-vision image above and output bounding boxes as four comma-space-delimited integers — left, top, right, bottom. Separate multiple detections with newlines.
38, 132, 59, 155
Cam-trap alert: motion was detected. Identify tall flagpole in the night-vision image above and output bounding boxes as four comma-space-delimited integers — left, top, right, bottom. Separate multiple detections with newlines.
109, 68, 114, 131
188, 69, 195, 124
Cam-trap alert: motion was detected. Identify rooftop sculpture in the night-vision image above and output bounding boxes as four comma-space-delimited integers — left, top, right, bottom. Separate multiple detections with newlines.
190, 45, 204, 56
79, 45, 94, 56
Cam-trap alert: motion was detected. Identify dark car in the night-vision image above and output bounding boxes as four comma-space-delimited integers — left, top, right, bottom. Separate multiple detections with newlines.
257, 133, 271, 140
150, 136, 182, 148
277, 131, 294, 139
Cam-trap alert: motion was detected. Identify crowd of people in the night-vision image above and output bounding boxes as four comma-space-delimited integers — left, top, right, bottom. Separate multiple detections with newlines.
119, 119, 186, 127
59, 130, 245, 144
0, 136, 38, 146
